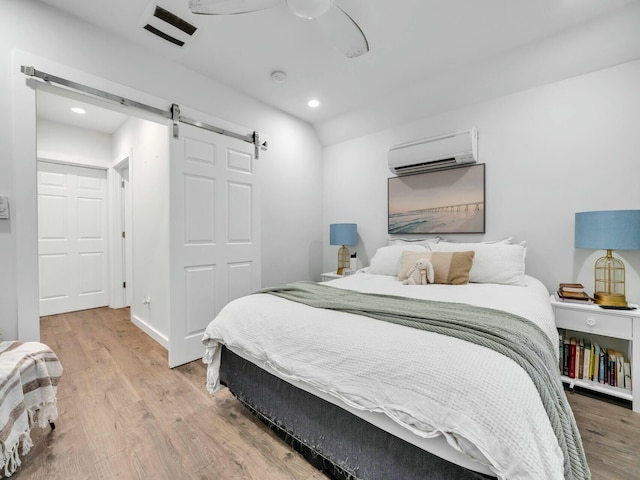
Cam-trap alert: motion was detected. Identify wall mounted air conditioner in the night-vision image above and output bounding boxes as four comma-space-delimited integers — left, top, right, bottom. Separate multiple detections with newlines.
388, 128, 478, 176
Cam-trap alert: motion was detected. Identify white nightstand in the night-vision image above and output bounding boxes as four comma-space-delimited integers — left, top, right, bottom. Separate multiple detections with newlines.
320, 272, 342, 282
550, 295, 639, 412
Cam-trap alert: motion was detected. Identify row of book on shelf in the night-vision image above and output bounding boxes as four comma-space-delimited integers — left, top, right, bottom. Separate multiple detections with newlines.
559, 332, 632, 390
556, 282, 592, 303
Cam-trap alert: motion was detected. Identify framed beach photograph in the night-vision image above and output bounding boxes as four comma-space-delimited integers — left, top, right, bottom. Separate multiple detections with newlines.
388, 164, 485, 234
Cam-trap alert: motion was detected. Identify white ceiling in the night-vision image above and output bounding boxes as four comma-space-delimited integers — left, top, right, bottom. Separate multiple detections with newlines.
37, 88, 130, 134
37, 0, 637, 134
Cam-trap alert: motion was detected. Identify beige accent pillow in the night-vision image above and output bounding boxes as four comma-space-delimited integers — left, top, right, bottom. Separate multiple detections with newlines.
398, 250, 475, 285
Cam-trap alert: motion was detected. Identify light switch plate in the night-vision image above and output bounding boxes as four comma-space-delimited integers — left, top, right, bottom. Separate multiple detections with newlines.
0, 196, 9, 219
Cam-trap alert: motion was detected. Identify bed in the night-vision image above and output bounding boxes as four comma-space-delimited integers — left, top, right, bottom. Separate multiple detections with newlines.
202, 241, 589, 480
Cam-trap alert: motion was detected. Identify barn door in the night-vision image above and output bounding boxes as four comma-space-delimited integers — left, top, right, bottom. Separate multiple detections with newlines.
168, 121, 261, 367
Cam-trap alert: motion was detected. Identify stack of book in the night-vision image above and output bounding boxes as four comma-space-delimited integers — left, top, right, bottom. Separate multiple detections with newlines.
559, 333, 632, 390
556, 283, 592, 303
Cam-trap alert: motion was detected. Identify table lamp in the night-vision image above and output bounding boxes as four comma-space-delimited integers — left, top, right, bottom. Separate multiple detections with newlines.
330, 223, 357, 275
575, 210, 640, 307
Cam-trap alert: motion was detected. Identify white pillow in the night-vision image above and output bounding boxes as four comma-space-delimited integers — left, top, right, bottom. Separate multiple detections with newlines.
438, 236, 513, 244
430, 242, 526, 285
483, 237, 513, 244
386, 236, 440, 246
367, 244, 430, 276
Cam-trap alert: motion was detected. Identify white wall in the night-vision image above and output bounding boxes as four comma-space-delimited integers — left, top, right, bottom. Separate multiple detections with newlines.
258, 114, 324, 284
113, 117, 171, 344
37, 119, 113, 168
1, 0, 323, 341
323, 59, 640, 304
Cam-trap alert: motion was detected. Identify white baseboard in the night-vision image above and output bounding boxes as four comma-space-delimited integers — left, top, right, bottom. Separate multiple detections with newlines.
131, 313, 169, 349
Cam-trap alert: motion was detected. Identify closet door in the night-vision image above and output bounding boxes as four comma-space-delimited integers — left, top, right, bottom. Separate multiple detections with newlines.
38, 161, 108, 316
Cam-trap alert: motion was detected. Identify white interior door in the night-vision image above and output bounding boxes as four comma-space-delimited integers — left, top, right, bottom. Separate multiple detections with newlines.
38, 161, 109, 316
169, 122, 261, 367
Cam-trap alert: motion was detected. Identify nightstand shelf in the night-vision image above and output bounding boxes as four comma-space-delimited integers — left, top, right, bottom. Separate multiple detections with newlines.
559, 376, 633, 402
550, 295, 639, 412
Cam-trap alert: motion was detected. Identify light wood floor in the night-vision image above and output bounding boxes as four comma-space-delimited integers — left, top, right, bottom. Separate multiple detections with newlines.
16, 307, 327, 480
13, 307, 640, 480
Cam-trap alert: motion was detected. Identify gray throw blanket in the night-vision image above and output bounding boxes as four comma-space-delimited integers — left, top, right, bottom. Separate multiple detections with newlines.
258, 281, 590, 480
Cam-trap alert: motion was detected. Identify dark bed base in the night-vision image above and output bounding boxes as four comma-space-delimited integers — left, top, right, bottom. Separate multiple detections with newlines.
219, 346, 494, 480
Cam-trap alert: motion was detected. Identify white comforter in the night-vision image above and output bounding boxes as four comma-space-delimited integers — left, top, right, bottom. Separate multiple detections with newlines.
202, 274, 564, 480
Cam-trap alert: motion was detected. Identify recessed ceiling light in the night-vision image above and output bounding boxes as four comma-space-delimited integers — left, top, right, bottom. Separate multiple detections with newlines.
70, 107, 87, 114
308, 99, 320, 108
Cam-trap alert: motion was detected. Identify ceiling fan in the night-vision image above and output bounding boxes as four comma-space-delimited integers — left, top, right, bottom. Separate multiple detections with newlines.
188, 0, 369, 58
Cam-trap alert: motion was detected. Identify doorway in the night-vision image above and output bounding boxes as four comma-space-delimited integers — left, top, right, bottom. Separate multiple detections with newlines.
36, 88, 132, 318
34, 85, 176, 353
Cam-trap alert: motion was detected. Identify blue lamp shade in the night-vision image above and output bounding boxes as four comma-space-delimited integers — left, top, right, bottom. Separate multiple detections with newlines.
575, 210, 640, 307
330, 223, 358, 246
575, 210, 640, 250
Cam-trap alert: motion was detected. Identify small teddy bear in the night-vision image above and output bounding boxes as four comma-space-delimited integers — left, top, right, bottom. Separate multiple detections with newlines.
402, 257, 435, 285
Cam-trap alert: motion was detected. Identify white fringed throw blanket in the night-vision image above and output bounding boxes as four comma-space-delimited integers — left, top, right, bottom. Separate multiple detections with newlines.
0, 341, 63, 477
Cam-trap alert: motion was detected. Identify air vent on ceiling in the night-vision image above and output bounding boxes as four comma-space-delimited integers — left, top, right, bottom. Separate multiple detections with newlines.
143, 5, 197, 47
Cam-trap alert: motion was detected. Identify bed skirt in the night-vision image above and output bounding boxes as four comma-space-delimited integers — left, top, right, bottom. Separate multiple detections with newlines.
219, 346, 494, 480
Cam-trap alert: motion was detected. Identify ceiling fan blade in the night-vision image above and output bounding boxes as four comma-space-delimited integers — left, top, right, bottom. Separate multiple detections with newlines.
285, 0, 334, 19
189, 0, 280, 15
315, 5, 369, 58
